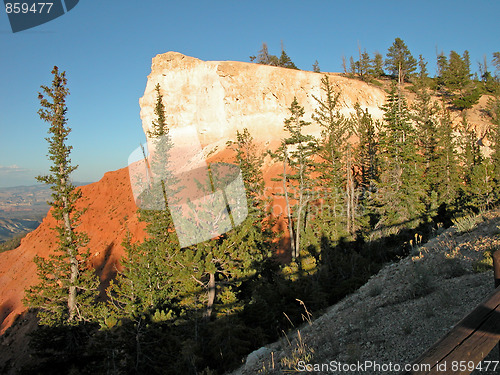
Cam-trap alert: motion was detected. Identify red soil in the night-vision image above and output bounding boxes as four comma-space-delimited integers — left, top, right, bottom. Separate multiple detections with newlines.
0, 167, 146, 334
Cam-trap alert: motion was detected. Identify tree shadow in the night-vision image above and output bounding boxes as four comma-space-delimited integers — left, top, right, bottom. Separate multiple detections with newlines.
17, 204, 500, 374
0, 297, 15, 329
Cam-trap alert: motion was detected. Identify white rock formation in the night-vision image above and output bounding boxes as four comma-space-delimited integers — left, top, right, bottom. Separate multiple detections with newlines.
139, 52, 387, 149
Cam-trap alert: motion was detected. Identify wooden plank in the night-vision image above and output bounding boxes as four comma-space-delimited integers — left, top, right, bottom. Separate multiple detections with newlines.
402, 286, 500, 374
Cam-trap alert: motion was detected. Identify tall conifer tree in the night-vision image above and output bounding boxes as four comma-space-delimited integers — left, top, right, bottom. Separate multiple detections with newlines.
24, 66, 99, 326
271, 98, 315, 258
457, 114, 493, 208
385, 38, 417, 85
351, 104, 379, 232
108, 84, 180, 320
376, 84, 425, 227
434, 104, 460, 207
312, 76, 353, 236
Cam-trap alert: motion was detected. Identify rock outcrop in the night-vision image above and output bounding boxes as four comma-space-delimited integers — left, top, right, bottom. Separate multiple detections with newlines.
139, 52, 387, 150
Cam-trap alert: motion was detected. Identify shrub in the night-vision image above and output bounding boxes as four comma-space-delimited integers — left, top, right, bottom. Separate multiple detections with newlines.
407, 262, 435, 299
452, 212, 482, 233
473, 248, 496, 273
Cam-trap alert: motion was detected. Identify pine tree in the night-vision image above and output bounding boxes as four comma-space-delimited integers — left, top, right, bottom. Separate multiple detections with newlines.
351, 103, 379, 232
411, 86, 453, 216
375, 83, 425, 227
312, 60, 321, 73
385, 38, 417, 85
312, 76, 353, 236
456, 114, 493, 209
358, 49, 371, 81
371, 52, 385, 78
443, 51, 471, 90
108, 83, 180, 320
436, 52, 448, 89
439, 50, 481, 110
250, 42, 279, 66
433, 103, 460, 207
271, 98, 315, 258
279, 47, 298, 69
227, 128, 266, 210
487, 97, 500, 200
416, 54, 429, 88
24, 66, 99, 326
167, 129, 273, 320
352, 103, 379, 191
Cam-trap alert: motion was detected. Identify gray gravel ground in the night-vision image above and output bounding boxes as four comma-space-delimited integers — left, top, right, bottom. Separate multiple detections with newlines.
230, 209, 500, 375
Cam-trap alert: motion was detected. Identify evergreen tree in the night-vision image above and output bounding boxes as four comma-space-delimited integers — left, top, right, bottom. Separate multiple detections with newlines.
433, 103, 460, 207
24, 66, 99, 326
279, 47, 298, 69
415, 54, 429, 88
456, 114, 493, 209
411, 86, 442, 215
250, 42, 279, 66
436, 52, 448, 89
358, 49, 371, 81
439, 50, 481, 110
478, 55, 497, 93
352, 103, 379, 191
312, 60, 321, 73
371, 52, 385, 78
351, 103, 379, 232
108, 83, 180, 321
164, 130, 273, 320
487, 97, 500, 200
227, 128, 267, 211
385, 37, 417, 85
312, 76, 353, 236
443, 51, 471, 90
375, 83, 425, 227
272, 98, 315, 258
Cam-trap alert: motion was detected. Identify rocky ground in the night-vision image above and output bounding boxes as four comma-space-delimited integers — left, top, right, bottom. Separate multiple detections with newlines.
230, 208, 500, 375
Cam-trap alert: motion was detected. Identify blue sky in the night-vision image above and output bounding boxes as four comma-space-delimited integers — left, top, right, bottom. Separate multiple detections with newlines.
1, 0, 499, 187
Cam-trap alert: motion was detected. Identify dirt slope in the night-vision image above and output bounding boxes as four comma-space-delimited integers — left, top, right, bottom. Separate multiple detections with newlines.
0, 167, 146, 335
231, 209, 500, 375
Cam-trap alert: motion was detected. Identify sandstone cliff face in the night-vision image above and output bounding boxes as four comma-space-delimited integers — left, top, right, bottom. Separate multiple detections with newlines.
139, 52, 387, 149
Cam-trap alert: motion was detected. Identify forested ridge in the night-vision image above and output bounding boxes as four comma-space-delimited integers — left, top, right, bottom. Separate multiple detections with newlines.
2, 39, 500, 374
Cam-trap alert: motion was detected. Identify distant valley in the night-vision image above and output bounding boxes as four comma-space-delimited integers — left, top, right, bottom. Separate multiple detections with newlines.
0, 185, 50, 242
0, 183, 90, 243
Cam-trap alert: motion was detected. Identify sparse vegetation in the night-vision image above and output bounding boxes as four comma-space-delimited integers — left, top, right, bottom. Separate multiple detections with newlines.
453, 211, 483, 233
473, 248, 495, 273
407, 262, 435, 299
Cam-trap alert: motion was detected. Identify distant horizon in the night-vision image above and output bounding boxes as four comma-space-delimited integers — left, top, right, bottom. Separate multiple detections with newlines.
0, 179, 96, 189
